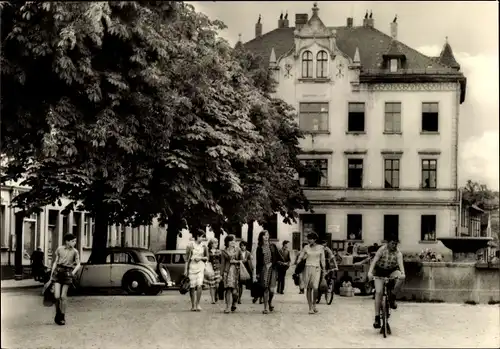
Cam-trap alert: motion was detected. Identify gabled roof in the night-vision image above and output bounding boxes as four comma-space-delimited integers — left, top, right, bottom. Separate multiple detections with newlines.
244, 25, 452, 72
383, 39, 406, 59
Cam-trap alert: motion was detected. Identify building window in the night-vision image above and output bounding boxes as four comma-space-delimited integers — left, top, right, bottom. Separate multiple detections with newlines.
301, 214, 326, 242
422, 159, 437, 189
263, 214, 278, 240
23, 214, 37, 260
347, 159, 363, 188
347, 214, 362, 240
299, 102, 329, 132
384, 215, 399, 242
384, 102, 401, 133
384, 159, 400, 189
421, 215, 437, 241
348, 102, 365, 132
299, 159, 328, 187
316, 50, 328, 78
390, 59, 398, 72
302, 51, 313, 78
0, 205, 5, 248
422, 102, 439, 132
83, 215, 94, 247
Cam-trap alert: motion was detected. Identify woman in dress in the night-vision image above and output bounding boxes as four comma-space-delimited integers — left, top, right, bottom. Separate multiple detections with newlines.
254, 230, 280, 314
220, 234, 243, 313
296, 232, 325, 314
50, 233, 81, 325
238, 240, 253, 304
204, 238, 222, 304
184, 229, 208, 312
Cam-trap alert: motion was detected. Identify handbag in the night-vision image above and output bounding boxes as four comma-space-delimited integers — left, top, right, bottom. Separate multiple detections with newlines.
239, 262, 251, 281
251, 281, 264, 298
295, 259, 306, 275
319, 271, 328, 293
42, 280, 55, 307
292, 273, 300, 286
217, 280, 225, 300
179, 276, 190, 295
204, 262, 215, 279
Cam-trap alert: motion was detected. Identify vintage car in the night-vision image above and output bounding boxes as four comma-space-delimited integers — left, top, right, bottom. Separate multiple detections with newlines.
73, 247, 165, 295
155, 250, 187, 287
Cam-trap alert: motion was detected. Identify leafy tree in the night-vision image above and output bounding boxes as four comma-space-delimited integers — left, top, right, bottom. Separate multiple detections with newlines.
461, 180, 498, 211
1, 1, 269, 260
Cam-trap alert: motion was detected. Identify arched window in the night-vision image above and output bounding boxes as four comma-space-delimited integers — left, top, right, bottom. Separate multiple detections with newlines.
302, 51, 313, 78
316, 51, 328, 78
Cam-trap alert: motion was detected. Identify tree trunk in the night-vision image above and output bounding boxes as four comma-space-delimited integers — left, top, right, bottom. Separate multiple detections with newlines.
91, 209, 109, 264
166, 216, 181, 250
14, 212, 25, 280
212, 221, 223, 249
247, 219, 255, 252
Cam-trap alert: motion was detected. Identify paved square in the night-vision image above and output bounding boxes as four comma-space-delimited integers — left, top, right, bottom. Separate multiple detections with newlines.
1, 287, 499, 348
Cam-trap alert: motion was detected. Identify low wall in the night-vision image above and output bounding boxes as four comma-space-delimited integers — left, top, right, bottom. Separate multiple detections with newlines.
400, 261, 500, 304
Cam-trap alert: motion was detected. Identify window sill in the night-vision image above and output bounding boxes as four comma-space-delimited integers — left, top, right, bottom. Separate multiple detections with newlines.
419, 240, 438, 244
346, 131, 366, 135
298, 78, 331, 83
346, 187, 364, 190
301, 186, 330, 189
420, 187, 438, 190
420, 131, 440, 135
302, 131, 331, 135
383, 187, 401, 190
383, 132, 402, 135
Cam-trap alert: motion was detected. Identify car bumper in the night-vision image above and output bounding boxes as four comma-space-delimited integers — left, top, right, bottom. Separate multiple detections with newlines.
151, 282, 166, 287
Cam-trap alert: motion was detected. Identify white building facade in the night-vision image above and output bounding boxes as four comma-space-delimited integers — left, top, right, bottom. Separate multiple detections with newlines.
0, 182, 152, 269
241, 4, 467, 256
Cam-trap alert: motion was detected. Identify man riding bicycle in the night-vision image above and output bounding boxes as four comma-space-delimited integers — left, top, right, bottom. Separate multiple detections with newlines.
367, 235, 406, 329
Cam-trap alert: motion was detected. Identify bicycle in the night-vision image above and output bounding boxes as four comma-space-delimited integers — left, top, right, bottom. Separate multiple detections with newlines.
316, 269, 336, 305
373, 276, 398, 338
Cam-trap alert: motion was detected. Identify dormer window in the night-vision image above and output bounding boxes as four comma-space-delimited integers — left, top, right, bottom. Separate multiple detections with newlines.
390, 59, 398, 72
316, 51, 328, 78
302, 51, 313, 78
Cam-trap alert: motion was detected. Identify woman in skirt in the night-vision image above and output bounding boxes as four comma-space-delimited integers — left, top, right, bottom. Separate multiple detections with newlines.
255, 230, 280, 314
297, 232, 325, 314
204, 238, 222, 304
238, 240, 253, 304
220, 234, 243, 313
184, 229, 208, 312
50, 233, 81, 325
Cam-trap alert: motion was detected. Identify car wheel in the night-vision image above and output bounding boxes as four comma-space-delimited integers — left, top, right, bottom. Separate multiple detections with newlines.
123, 272, 147, 295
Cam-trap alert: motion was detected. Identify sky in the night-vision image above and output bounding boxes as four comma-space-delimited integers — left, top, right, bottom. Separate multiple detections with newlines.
189, 1, 499, 190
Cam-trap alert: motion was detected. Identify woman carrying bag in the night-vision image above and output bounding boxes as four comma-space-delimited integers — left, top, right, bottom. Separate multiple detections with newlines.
203, 238, 222, 304
184, 229, 208, 312
220, 234, 243, 313
254, 230, 280, 314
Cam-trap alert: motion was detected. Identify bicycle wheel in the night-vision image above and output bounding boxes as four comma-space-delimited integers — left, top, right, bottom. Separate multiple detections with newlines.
326, 279, 335, 305
382, 294, 389, 338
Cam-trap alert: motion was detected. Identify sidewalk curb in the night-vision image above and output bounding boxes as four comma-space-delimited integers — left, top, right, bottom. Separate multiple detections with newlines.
1, 284, 43, 291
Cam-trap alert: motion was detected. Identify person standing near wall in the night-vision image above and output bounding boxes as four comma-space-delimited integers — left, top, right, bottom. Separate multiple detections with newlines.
276, 240, 291, 294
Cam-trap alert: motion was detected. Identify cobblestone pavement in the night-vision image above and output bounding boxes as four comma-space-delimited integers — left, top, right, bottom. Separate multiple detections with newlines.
1, 287, 499, 349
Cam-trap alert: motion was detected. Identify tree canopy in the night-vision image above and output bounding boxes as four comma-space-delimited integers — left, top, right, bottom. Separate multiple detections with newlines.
1, 1, 310, 255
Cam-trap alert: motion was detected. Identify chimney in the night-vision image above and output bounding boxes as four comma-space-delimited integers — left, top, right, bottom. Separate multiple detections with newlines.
363, 11, 374, 27
295, 13, 308, 30
347, 17, 353, 27
283, 11, 289, 28
255, 15, 262, 37
390, 15, 398, 39
278, 12, 284, 29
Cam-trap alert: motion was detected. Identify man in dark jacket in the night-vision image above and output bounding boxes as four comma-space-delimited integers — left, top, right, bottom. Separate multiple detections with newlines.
276, 240, 291, 294
30, 247, 45, 281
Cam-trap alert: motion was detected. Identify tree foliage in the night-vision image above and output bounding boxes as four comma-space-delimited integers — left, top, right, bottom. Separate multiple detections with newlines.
1, 1, 310, 253
461, 180, 499, 211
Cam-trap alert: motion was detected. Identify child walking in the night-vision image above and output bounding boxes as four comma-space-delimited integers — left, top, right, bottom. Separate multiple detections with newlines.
50, 233, 81, 325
